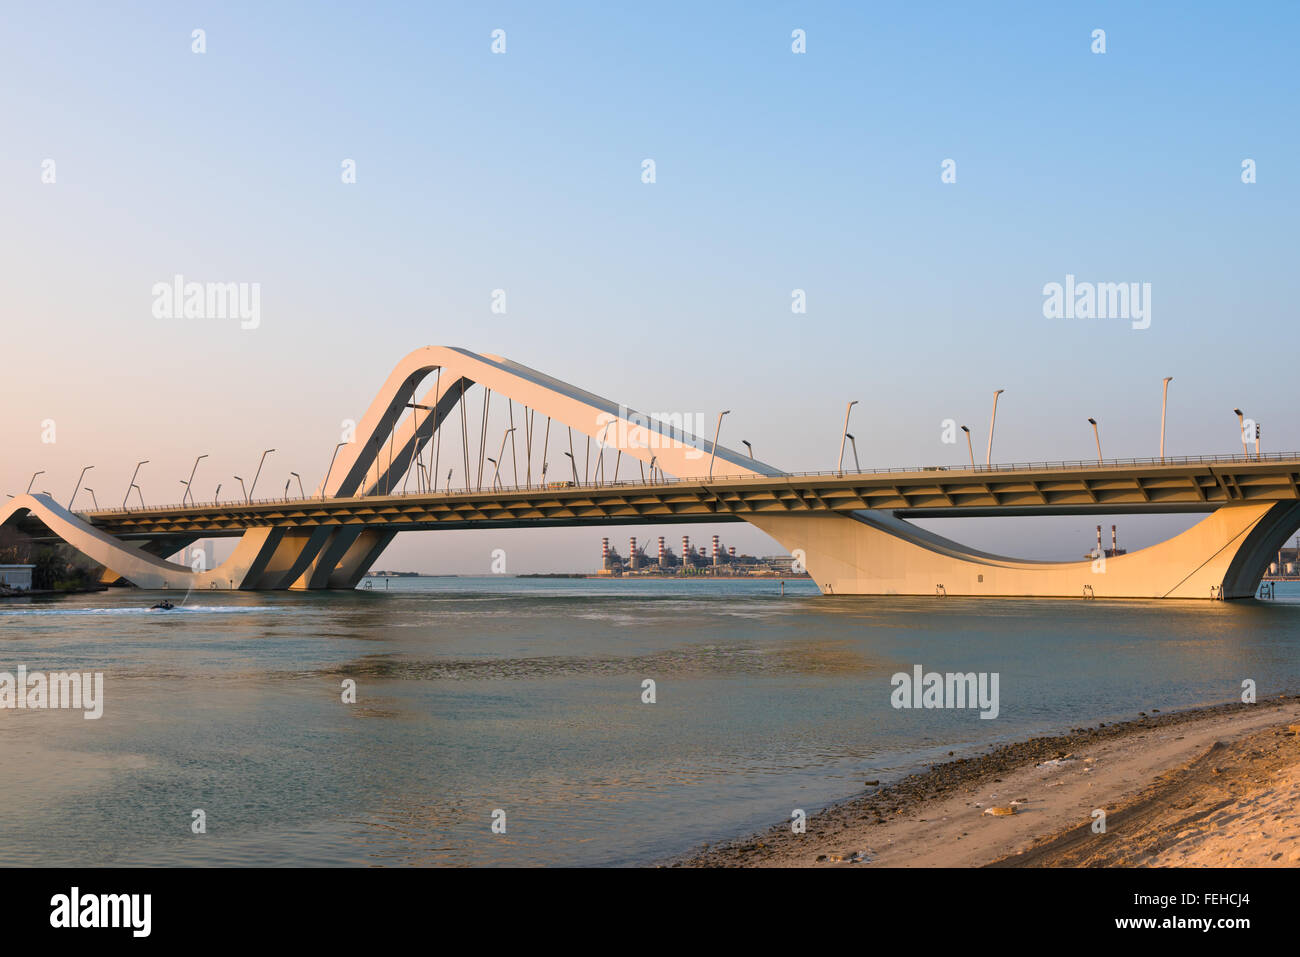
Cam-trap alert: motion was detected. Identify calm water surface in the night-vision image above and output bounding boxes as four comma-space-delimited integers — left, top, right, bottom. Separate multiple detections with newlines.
2, 576, 1298, 866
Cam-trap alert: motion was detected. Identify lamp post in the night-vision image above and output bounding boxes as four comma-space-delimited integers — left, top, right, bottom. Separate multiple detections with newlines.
214, 483, 221, 502
129, 484, 145, 508
183, 455, 207, 506
708, 410, 731, 480
564, 451, 579, 483
1088, 418, 1102, 464
1234, 408, 1247, 458
1160, 377, 1172, 461
986, 389, 1004, 466
959, 426, 974, 467
845, 433, 861, 472
648, 455, 658, 483
69, 465, 94, 508
83, 488, 98, 510
234, 476, 248, 504
837, 401, 858, 476
493, 428, 515, 488
290, 472, 304, 498
487, 457, 501, 489
284, 478, 291, 498
445, 469, 453, 493
742, 440, 753, 459
249, 449, 275, 501
405, 401, 436, 494
322, 441, 348, 500
26, 471, 44, 494
123, 461, 148, 507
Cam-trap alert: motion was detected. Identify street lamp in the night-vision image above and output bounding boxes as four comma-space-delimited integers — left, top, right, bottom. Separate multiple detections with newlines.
183, 454, 207, 506
837, 401, 858, 475
959, 426, 974, 467
563, 451, 579, 483
493, 428, 516, 487
322, 441, 348, 500
487, 457, 501, 489
986, 389, 1004, 466
83, 487, 98, 510
249, 449, 275, 501
1234, 408, 1247, 458
124, 460, 148, 508
26, 471, 44, 494
742, 440, 753, 459
290, 472, 304, 498
445, 469, 453, 493
129, 484, 145, 508
845, 432, 860, 471
234, 475, 248, 504
69, 465, 94, 508
708, 410, 731, 480
1160, 377, 1172, 461
1087, 418, 1102, 464
648, 455, 658, 483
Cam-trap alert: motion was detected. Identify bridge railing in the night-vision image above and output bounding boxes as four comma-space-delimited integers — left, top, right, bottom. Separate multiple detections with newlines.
77, 450, 1300, 516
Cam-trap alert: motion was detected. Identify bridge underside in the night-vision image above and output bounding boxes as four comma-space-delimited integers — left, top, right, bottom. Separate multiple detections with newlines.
750, 501, 1299, 600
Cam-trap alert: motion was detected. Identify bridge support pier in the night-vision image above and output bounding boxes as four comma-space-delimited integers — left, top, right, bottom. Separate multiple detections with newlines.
748, 501, 1297, 600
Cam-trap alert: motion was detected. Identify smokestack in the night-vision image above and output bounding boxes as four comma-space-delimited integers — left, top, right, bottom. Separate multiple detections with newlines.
601, 536, 609, 570
658, 536, 665, 567
629, 536, 638, 571
1111, 525, 1117, 554
728, 546, 736, 560
682, 535, 690, 567
1096, 525, 1102, 556
712, 534, 720, 566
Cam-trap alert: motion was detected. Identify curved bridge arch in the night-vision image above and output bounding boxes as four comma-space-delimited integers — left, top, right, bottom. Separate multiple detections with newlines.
6, 345, 1298, 599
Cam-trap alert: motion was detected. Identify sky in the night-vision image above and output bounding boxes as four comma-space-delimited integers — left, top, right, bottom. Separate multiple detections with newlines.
2, 1, 1298, 572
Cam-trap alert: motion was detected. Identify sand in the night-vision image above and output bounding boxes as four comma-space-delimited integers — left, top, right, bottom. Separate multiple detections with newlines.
673, 695, 1300, 867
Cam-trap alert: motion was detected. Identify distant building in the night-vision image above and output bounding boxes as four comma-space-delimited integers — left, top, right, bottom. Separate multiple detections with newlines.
0, 564, 35, 590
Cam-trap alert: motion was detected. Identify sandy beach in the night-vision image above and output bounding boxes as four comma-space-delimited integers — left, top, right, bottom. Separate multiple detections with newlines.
675, 695, 1300, 867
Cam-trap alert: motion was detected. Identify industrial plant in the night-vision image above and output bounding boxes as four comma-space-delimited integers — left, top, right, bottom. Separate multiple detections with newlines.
596, 535, 806, 577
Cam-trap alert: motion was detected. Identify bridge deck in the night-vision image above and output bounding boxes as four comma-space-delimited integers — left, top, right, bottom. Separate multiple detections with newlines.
39, 455, 1300, 538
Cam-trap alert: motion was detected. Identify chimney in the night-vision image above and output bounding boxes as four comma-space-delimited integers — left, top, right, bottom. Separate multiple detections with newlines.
712, 534, 720, 566
1096, 525, 1102, 556
629, 536, 638, 571
657, 536, 665, 566
682, 535, 690, 567
601, 536, 609, 570
1111, 525, 1117, 554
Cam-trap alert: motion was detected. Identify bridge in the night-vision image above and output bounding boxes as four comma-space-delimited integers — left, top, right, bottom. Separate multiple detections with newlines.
4, 345, 1299, 599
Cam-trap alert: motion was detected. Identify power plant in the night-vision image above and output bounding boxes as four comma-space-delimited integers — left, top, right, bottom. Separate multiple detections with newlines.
597, 535, 804, 577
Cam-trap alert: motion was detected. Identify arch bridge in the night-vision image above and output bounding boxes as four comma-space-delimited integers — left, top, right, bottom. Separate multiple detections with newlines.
5, 346, 1299, 599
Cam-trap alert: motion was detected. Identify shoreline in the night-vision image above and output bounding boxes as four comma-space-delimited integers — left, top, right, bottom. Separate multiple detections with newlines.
671, 693, 1300, 867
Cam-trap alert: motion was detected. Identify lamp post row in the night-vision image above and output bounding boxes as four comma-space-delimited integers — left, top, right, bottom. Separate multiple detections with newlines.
16, 378, 1269, 509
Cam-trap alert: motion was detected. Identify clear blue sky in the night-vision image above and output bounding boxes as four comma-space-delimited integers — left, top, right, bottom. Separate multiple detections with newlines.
2, 2, 1297, 570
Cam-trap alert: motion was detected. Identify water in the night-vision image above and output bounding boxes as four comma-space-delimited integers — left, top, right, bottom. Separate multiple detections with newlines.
2, 576, 1299, 866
